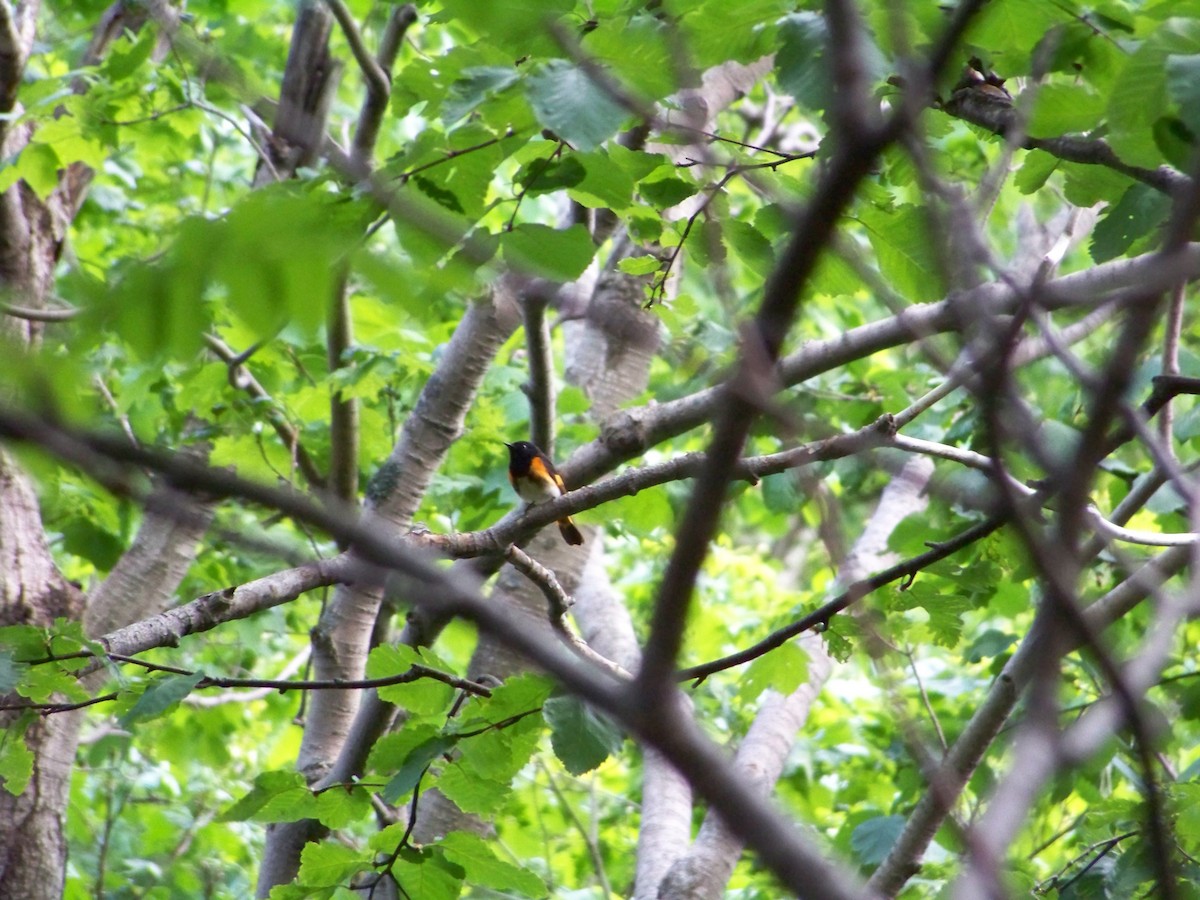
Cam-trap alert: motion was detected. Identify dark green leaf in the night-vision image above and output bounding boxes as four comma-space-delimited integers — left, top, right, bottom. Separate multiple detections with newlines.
639, 172, 698, 209
857, 204, 946, 302
382, 736, 457, 804
963, 629, 1016, 663
501, 223, 595, 280
444, 66, 521, 124
119, 672, 204, 727
850, 815, 905, 865
1014, 149, 1059, 194
525, 60, 628, 151
1090, 184, 1172, 263
440, 831, 546, 896
775, 13, 830, 110
544, 695, 624, 775
1166, 53, 1200, 134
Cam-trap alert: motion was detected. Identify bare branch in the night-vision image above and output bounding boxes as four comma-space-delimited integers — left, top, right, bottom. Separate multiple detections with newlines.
325, 0, 390, 106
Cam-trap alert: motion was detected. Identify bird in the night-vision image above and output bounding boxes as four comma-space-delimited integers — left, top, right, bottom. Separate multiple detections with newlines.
504, 440, 584, 546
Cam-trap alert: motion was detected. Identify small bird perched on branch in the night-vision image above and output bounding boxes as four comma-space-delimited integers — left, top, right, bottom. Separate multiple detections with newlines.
505, 440, 584, 546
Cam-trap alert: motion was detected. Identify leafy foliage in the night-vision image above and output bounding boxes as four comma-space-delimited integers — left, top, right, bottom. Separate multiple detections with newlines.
2, 0, 1200, 898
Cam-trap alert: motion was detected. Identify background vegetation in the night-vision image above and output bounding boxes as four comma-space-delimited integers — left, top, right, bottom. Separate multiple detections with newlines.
2, 0, 1200, 897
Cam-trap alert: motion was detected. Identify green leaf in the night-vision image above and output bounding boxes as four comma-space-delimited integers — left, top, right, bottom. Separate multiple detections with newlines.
444, 66, 521, 124
1166, 53, 1200, 134
501, 223, 595, 280
0, 651, 25, 694
617, 255, 661, 276
0, 714, 34, 796
0, 625, 47, 661
1090, 184, 1172, 263
544, 695, 624, 775
964, 629, 1017, 663
515, 155, 586, 195
525, 60, 628, 151
60, 518, 124, 571
1109, 17, 1200, 167
434, 766, 511, 814
16, 143, 63, 199
391, 847, 465, 900
366, 644, 455, 716
737, 642, 810, 704
220, 770, 309, 822
295, 841, 363, 888
314, 786, 372, 830
456, 673, 554, 727
851, 815, 905, 865
965, 0, 1068, 59
775, 13, 830, 111
103, 28, 157, 79
857, 204, 946, 302
639, 170, 698, 209
119, 672, 204, 727
567, 150, 636, 209
19, 663, 89, 704
441, 831, 546, 896
439, 0, 574, 56
1026, 84, 1105, 138
382, 735, 456, 804
1014, 149, 1059, 194
582, 16, 676, 102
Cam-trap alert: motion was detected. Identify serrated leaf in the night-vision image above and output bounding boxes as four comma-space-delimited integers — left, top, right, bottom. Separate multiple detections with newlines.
567, 150, 635, 209
857, 204, 946, 302
639, 172, 698, 209
314, 785, 371, 830
1090, 184, 1172, 263
1014, 149, 1059, 194
441, 831, 546, 896
1166, 53, 1200, 135
0, 715, 34, 796
440, 0, 574, 55
456, 673, 554, 727
965, 0, 1067, 57
382, 735, 457, 804
544, 695, 624, 775
444, 66, 521, 124
617, 255, 661, 276
295, 841, 363, 888
392, 847, 465, 900
525, 60, 628, 151
220, 770, 309, 822
435, 766, 510, 815
775, 13, 831, 110
19, 663, 89, 705
1109, 18, 1200, 167
851, 815, 905, 865
501, 223, 595, 281
1027, 83, 1105, 138
737, 642, 810, 704
367, 644, 455, 715
119, 672, 204, 727
458, 710, 542, 780
0, 652, 25, 694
